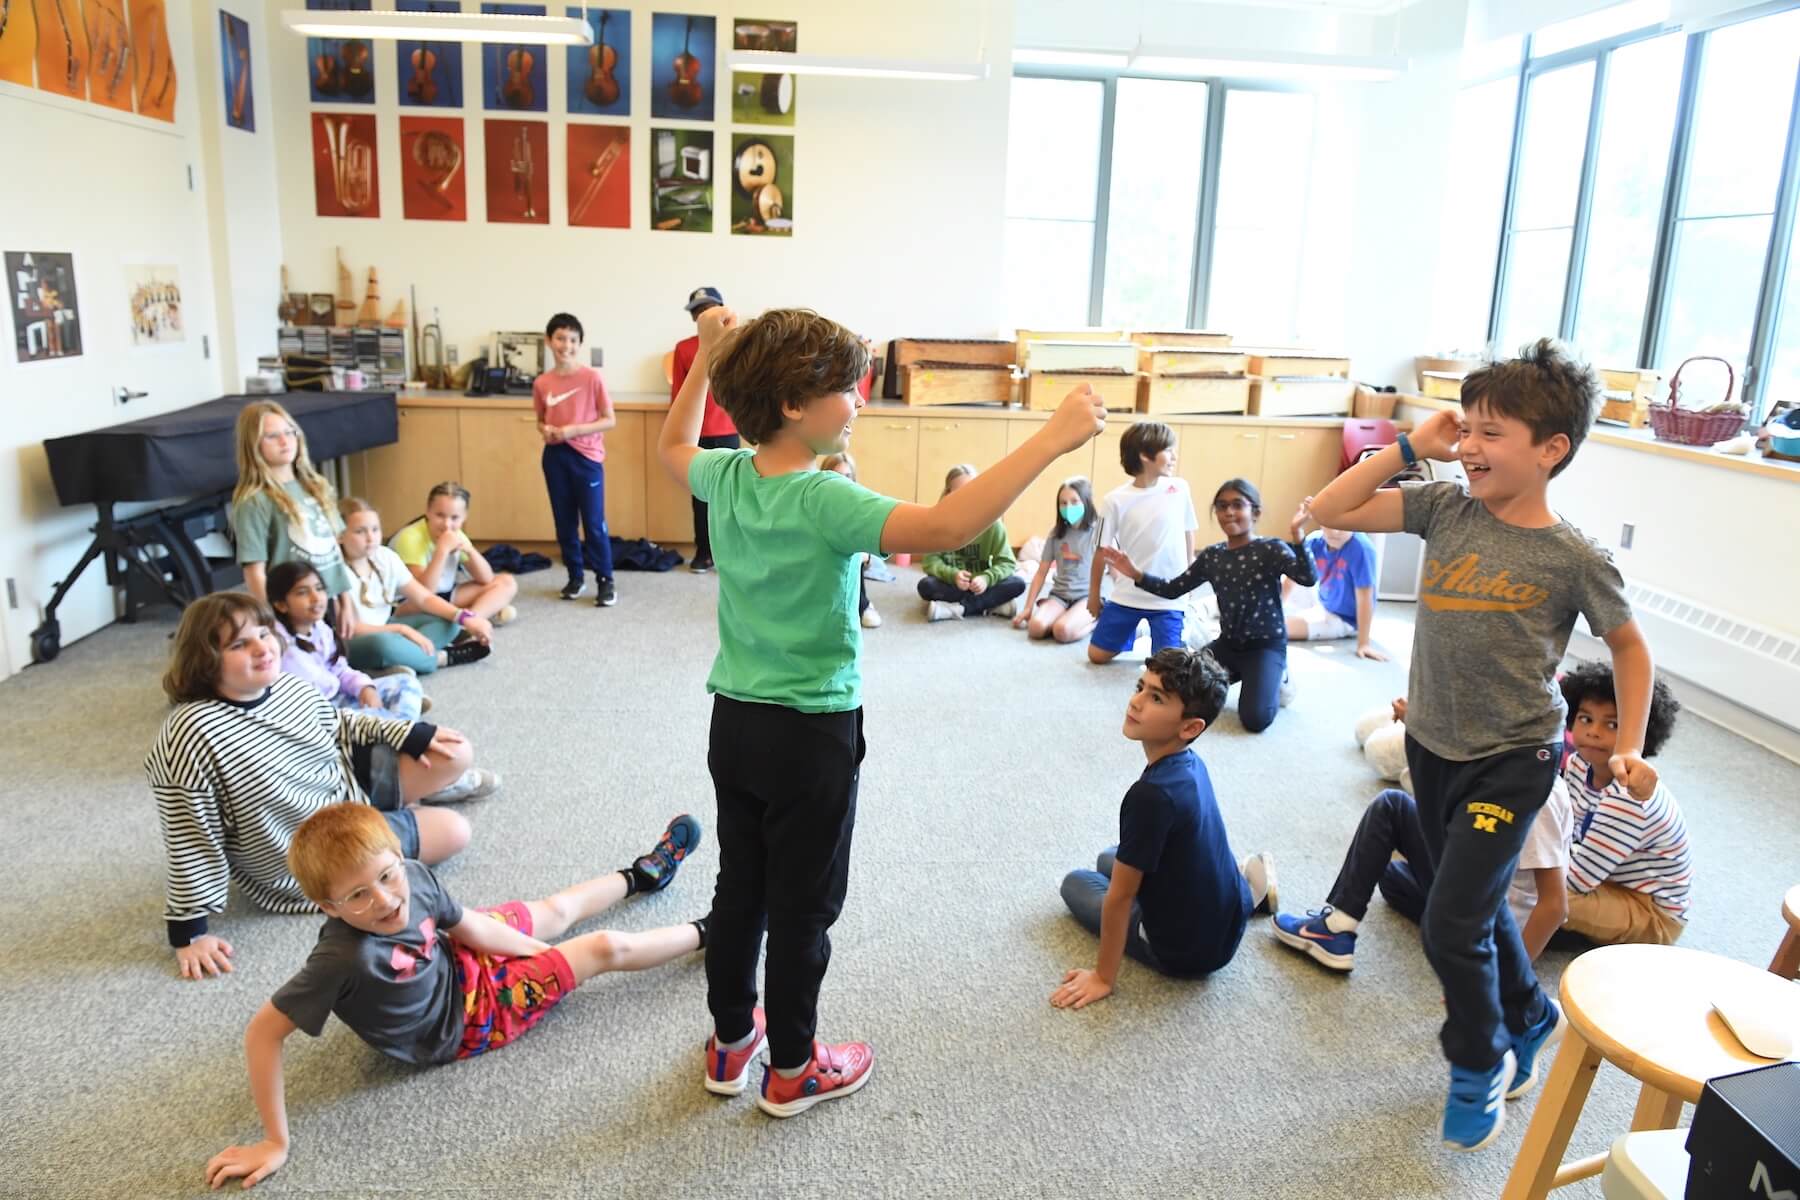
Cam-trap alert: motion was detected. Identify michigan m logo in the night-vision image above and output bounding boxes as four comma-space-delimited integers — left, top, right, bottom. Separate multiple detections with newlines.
1473, 814, 1498, 834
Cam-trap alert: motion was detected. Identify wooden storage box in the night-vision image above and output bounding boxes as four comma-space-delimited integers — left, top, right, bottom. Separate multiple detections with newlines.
901, 362, 1014, 407
1420, 371, 1465, 401
1131, 330, 1232, 349
1245, 349, 1351, 379
1024, 340, 1140, 375
1249, 377, 1355, 417
1414, 355, 1485, 390
884, 338, 1014, 398
1015, 329, 1127, 370
1597, 367, 1661, 429
1139, 346, 1250, 377
1136, 373, 1250, 416
1028, 370, 1136, 412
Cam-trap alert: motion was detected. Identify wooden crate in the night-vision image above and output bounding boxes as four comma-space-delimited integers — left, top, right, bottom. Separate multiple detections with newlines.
1027, 370, 1136, 412
1597, 367, 1661, 427
1245, 349, 1350, 379
1420, 370, 1465, 401
1130, 330, 1232, 349
1136, 373, 1250, 416
1139, 346, 1250, 377
901, 362, 1014, 407
1024, 340, 1140, 374
1249, 377, 1356, 417
1015, 328, 1127, 370
884, 338, 1014, 398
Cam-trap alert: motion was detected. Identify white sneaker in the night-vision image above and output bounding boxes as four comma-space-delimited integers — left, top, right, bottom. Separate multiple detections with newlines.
926, 600, 962, 622
861, 605, 883, 629
988, 599, 1019, 619
493, 604, 518, 626
1241, 851, 1278, 914
422, 767, 502, 805
1278, 672, 1295, 708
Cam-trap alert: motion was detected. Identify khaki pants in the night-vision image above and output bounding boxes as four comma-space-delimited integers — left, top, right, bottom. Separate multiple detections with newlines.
1564, 883, 1686, 946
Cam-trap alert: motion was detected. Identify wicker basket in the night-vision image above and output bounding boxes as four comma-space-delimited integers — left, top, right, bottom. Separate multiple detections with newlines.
1649, 356, 1744, 446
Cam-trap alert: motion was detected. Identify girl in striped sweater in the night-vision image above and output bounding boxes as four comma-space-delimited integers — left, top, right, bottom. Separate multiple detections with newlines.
146, 593, 493, 981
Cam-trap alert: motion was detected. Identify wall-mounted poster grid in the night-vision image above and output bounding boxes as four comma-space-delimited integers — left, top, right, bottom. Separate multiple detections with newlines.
729, 133, 790, 236
567, 8, 629, 116
568, 125, 630, 228
127, 264, 184, 345
482, 3, 547, 112
312, 112, 381, 218
86, 0, 134, 111
650, 127, 712, 232
306, 0, 374, 103
731, 17, 794, 126
221, 10, 254, 131
485, 119, 549, 224
396, 0, 464, 108
401, 117, 468, 220
6, 252, 83, 363
650, 12, 713, 120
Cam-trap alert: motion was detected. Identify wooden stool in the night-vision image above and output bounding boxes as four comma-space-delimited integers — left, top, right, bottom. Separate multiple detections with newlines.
1771, 884, 1800, 978
1501, 944, 1800, 1200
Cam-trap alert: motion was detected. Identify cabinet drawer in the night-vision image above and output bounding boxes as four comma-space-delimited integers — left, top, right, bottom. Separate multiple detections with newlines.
917, 418, 1008, 502
455, 410, 557, 542
848, 417, 920, 504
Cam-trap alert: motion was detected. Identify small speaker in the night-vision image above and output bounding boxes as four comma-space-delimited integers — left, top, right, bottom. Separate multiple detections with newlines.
1686, 1062, 1800, 1199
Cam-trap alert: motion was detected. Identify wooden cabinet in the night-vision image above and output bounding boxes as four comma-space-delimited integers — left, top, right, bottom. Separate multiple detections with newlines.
643, 416, 695, 544
849, 416, 921, 503
604, 412, 648, 540
1257, 427, 1340, 537
1003, 420, 1094, 545
455, 409, 556, 542
348, 406, 461, 529
1174, 424, 1265, 520
917, 416, 1008, 502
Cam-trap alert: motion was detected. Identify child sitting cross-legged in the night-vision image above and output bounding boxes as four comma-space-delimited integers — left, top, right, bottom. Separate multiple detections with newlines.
203, 805, 707, 1190
268, 560, 424, 721
917, 464, 1025, 622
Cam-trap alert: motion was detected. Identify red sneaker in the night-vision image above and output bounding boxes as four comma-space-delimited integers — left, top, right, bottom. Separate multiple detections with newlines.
702, 1007, 767, 1096
755, 1039, 875, 1118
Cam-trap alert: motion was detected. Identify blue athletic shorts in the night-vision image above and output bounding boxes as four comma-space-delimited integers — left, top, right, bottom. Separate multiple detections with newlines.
1089, 601, 1184, 654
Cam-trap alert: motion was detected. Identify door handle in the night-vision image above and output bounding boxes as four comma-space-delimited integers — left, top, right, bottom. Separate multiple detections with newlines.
115, 386, 148, 404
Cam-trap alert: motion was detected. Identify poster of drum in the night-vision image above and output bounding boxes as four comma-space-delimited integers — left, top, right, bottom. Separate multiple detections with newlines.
729, 133, 791, 236
731, 17, 794, 126
127, 265, 184, 345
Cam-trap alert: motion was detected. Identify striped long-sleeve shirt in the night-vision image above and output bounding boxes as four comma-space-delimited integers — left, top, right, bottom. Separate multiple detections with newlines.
1563, 752, 1692, 922
145, 673, 433, 946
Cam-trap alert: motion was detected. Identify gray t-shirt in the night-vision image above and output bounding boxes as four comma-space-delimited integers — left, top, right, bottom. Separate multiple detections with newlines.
271, 860, 467, 1064
1042, 524, 1097, 602
1402, 481, 1633, 761
234, 480, 354, 596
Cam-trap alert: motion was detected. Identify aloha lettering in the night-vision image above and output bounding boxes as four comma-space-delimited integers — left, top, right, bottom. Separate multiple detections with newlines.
1420, 554, 1550, 613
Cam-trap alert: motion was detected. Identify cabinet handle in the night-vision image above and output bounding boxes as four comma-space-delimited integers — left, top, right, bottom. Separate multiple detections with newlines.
884, 423, 909, 430
1239, 433, 1260, 440
1276, 433, 1297, 441
519, 416, 538, 423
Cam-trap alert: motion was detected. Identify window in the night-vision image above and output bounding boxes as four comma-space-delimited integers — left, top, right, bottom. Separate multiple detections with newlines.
1531, 0, 1669, 59
1764, 212, 1800, 411
1208, 90, 1316, 343
1495, 61, 1594, 355
1427, 74, 1520, 353
1100, 78, 1209, 329
1004, 77, 1105, 329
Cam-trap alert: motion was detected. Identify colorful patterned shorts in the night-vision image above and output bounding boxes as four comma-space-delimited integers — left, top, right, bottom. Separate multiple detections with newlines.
453, 901, 576, 1059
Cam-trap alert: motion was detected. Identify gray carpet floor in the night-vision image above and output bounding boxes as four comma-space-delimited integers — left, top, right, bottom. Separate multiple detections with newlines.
1, 566, 1795, 1199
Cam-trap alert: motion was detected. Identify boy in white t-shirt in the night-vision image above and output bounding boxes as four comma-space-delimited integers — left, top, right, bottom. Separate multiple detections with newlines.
1086, 422, 1198, 664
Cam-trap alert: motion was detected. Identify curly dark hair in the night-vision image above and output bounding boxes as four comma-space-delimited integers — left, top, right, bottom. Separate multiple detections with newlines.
1559, 658, 1680, 757
1144, 647, 1230, 736
1461, 337, 1601, 479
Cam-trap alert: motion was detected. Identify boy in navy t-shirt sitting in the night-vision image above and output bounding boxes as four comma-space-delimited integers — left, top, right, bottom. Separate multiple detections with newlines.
1052, 647, 1274, 1009
1284, 525, 1387, 661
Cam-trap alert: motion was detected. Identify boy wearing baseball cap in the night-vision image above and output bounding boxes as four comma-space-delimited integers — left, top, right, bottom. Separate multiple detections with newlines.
674, 287, 737, 573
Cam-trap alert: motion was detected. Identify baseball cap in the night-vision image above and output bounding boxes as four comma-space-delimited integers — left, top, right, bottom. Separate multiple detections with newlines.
684, 286, 724, 314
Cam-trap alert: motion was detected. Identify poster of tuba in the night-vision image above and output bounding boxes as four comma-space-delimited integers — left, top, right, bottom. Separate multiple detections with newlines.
311, 112, 380, 218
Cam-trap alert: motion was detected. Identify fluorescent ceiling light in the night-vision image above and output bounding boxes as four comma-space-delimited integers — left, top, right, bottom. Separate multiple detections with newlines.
1012, 47, 1131, 69
1532, 0, 1670, 58
728, 49, 988, 81
280, 9, 592, 45
1129, 47, 1405, 81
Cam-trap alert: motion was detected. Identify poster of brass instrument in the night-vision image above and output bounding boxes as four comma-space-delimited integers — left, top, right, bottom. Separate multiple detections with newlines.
311, 112, 380, 218
484, 119, 549, 225
731, 17, 795, 127
126, 264, 184, 345
649, 127, 712, 232
401, 116, 467, 220
566, 124, 629, 228
729, 133, 791, 236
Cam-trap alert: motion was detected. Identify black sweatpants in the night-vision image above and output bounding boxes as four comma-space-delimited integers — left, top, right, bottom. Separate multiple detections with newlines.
690, 434, 741, 561
1326, 787, 1435, 922
705, 695, 864, 1069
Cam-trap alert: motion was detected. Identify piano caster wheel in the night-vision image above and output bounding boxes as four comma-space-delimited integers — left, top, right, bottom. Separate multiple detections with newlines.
30, 622, 60, 664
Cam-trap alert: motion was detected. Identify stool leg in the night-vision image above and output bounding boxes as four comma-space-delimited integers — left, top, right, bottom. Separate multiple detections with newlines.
1771, 929, 1800, 979
1502, 1031, 1603, 1200
1630, 1084, 1683, 1131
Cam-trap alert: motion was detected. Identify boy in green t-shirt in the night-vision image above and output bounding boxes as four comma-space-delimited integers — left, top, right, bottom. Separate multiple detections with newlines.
658, 306, 1105, 1117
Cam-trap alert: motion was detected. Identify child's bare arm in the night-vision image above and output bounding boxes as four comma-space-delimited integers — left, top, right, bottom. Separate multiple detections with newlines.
1051, 861, 1142, 1010
241, 562, 267, 602
1354, 587, 1386, 660
1311, 409, 1464, 532
205, 1002, 297, 1190
1518, 867, 1568, 961
1015, 557, 1053, 628
659, 308, 735, 489
447, 913, 552, 959
461, 540, 495, 584
1600, 619, 1657, 795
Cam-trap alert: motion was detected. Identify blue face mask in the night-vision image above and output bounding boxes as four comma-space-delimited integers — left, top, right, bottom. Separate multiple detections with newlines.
1059, 502, 1085, 525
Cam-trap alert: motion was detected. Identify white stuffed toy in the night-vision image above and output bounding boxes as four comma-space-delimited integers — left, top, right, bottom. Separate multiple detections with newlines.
1356, 697, 1411, 792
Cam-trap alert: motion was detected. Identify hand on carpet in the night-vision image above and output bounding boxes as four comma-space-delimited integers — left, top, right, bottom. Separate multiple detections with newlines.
1050, 967, 1112, 1010
205, 1138, 288, 1190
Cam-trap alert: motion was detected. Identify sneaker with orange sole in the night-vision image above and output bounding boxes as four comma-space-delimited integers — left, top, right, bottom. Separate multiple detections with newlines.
756, 1039, 875, 1118
703, 1007, 767, 1096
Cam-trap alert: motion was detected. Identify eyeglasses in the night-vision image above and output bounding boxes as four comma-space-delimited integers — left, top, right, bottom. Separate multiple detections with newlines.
1213, 499, 1252, 513
331, 861, 405, 914
260, 427, 297, 443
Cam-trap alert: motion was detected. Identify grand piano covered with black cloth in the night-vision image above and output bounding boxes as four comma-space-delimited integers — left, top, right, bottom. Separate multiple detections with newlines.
32, 391, 396, 663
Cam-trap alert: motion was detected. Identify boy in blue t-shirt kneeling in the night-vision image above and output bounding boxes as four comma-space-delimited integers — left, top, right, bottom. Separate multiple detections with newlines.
1053, 648, 1274, 1009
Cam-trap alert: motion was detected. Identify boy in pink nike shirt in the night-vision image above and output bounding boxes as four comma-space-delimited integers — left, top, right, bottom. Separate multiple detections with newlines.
535, 311, 620, 607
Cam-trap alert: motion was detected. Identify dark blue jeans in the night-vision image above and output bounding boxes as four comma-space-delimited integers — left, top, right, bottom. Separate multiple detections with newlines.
1060, 847, 1168, 973
1204, 638, 1287, 733
1326, 788, 1434, 923
917, 574, 1025, 616
542, 442, 612, 583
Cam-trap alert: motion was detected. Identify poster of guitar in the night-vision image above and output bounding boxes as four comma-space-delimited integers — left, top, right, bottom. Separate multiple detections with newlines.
567, 7, 628, 116
650, 12, 713, 120
396, 0, 464, 108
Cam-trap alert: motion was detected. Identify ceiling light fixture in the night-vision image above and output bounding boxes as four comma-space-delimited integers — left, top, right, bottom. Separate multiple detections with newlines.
727, 49, 988, 81
1011, 47, 1131, 69
280, 9, 592, 45
1128, 46, 1406, 82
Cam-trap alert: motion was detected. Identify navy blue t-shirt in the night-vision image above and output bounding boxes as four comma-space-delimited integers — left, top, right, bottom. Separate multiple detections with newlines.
1115, 748, 1251, 975
1138, 538, 1315, 648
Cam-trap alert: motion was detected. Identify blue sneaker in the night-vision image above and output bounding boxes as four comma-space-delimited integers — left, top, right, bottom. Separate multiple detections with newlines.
1270, 907, 1356, 972
1443, 1050, 1516, 1152
631, 814, 702, 893
1507, 999, 1564, 1100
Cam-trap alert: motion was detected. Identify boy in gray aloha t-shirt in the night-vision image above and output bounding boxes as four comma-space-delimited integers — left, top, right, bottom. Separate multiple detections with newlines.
1309, 338, 1657, 1154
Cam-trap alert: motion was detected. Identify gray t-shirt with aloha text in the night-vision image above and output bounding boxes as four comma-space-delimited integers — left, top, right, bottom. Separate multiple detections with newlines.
1402, 481, 1633, 761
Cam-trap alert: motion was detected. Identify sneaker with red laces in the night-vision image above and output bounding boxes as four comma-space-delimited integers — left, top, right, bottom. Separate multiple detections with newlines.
756, 1040, 875, 1118
703, 1007, 767, 1096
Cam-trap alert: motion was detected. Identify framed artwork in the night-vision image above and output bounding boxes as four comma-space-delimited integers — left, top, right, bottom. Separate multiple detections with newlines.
484, 119, 549, 224
33, 0, 89, 99
126, 265, 184, 345
128, 0, 177, 120
87, 0, 134, 111
0, 0, 36, 87
649, 13, 713, 120
6, 252, 83, 363
401, 116, 467, 220
650, 127, 712, 232
481, 3, 546, 112
311, 112, 380, 218
220, 10, 254, 131
566, 7, 628, 116
396, 0, 464, 108
730, 17, 794, 126
567, 124, 629, 228
305, 0, 374, 103
729, 133, 790, 236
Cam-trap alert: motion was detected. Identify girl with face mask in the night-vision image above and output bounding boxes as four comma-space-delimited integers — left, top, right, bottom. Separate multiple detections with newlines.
1013, 477, 1100, 644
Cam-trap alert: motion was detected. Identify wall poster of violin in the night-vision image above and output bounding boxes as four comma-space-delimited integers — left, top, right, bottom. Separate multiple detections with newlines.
730, 17, 795, 127
396, 0, 462, 108
310, 111, 380, 218
481, 2, 545, 112
729, 133, 790, 237
483, 118, 548, 224
6, 251, 83, 363
219, 10, 254, 132
566, 123, 629, 228
649, 12, 713, 120
400, 115, 467, 220
305, 0, 374, 104
566, 6, 627, 117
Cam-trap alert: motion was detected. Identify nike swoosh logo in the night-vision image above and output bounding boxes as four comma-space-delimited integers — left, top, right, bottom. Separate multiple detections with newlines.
1297, 927, 1338, 942
547, 389, 578, 406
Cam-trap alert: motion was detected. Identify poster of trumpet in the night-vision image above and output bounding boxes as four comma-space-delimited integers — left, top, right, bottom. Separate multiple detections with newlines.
481, 3, 547, 112
649, 127, 712, 232
126, 265, 184, 345
730, 18, 795, 127
566, 8, 629, 117
396, 0, 464, 108
567, 125, 630, 228
484, 119, 549, 225
306, 0, 375, 103
311, 112, 381, 218
729, 134, 791, 236
401, 116, 467, 221
220, 11, 254, 132
650, 13, 714, 120
6, 252, 83, 363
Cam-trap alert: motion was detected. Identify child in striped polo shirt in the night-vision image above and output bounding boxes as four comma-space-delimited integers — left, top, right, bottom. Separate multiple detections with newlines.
1559, 660, 1690, 945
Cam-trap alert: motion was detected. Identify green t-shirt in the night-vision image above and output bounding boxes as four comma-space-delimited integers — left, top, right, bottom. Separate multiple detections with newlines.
689, 448, 899, 712
233, 481, 352, 596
